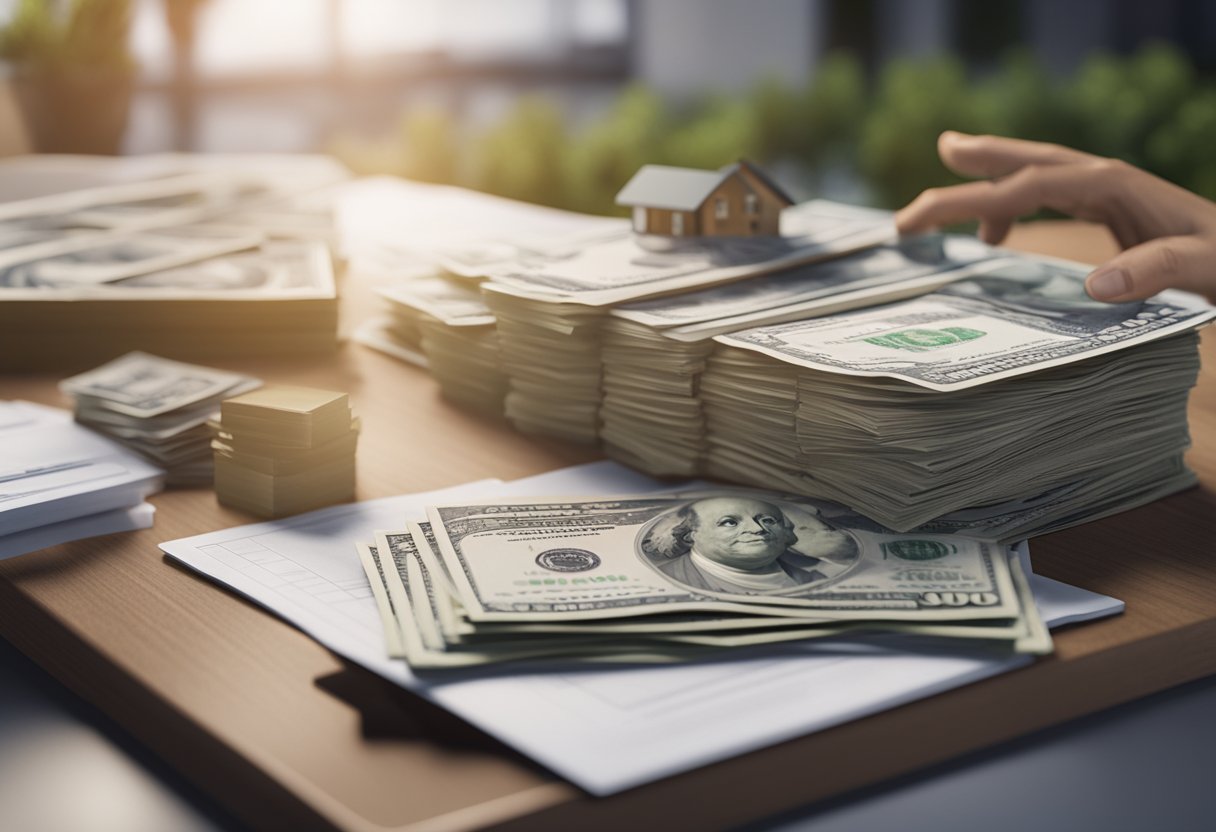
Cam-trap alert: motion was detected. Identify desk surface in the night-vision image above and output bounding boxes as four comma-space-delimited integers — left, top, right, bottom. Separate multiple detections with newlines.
2, 222, 1216, 832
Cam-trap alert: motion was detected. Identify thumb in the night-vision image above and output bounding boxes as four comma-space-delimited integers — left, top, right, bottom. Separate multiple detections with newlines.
1085, 237, 1212, 302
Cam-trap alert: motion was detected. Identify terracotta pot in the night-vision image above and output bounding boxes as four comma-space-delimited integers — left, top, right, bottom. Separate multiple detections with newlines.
11, 68, 134, 155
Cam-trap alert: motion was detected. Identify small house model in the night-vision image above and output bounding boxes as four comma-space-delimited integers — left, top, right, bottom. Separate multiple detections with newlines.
615, 159, 794, 240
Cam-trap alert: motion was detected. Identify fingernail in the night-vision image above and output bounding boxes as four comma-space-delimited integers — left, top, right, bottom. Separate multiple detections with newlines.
1087, 266, 1132, 300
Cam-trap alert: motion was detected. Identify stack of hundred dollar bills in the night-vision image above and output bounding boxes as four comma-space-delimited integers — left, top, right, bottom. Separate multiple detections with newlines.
358, 486, 1051, 668
61, 352, 261, 486
0, 154, 345, 372
349, 183, 1214, 544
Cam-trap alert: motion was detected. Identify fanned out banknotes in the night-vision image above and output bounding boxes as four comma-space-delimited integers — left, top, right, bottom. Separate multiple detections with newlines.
60, 352, 262, 486
0, 154, 347, 371
350, 182, 1215, 545
356, 486, 1051, 668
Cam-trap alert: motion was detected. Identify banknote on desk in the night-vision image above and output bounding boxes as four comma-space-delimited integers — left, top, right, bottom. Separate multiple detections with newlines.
352, 487, 1051, 670
159, 461, 1123, 795
61, 352, 262, 486
0, 236, 338, 371
0, 155, 347, 370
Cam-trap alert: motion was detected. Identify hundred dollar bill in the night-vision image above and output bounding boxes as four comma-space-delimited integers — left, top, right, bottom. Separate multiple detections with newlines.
0, 224, 264, 287
716, 256, 1216, 391
613, 235, 998, 336
356, 542, 405, 657
392, 521, 1045, 665
61, 352, 260, 418
0, 170, 245, 224
480, 200, 895, 306
351, 318, 430, 367
0, 239, 335, 301
414, 521, 1042, 643
427, 490, 1020, 623
0, 214, 102, 253
375, 527, 701, 667
376, 275, 495, 327
405, 520, 840, 638
339, 176, 625, 277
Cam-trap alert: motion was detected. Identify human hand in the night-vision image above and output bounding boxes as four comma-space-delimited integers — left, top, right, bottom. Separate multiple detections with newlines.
895, 131, 1216, 302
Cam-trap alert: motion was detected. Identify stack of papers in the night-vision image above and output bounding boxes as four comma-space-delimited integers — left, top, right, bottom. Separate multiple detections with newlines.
160, 462, 1123, 795
211, 385, 359, 517
0, 401, 163, 560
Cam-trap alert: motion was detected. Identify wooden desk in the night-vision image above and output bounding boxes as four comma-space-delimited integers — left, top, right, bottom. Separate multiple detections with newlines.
2, 222, 1215, 832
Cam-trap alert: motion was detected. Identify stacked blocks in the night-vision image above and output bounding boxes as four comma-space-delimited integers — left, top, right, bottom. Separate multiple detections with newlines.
212, 385, 358, 517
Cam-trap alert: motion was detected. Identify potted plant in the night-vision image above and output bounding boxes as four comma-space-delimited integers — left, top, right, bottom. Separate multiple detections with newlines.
0, 0, 136, 154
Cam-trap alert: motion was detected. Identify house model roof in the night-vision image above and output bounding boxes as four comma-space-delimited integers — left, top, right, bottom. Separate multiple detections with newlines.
615, 160, 795, 211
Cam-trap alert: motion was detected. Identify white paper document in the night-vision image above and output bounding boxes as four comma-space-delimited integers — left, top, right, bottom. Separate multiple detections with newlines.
0, 502, 155, 561
160, 462, 1123, 795
0, 401, 163, 537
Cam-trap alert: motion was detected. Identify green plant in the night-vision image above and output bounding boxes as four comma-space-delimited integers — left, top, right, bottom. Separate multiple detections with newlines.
794, 51, 866, 169
561, 85, 670, 214
468, 97, 570, 207
659, 95, 758, 171
858, 57, 977, 208
329, 41, 1216, 216
396, 107, 461, 185
1146, 88, 1216, 200
0, 0, 134, 74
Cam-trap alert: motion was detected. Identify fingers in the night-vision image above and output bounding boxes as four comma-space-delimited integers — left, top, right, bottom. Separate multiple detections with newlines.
896, 160, 1123, 236
1086, 236, 1215, 301
977, 216, 1013, 245
938, 131, 1094, 179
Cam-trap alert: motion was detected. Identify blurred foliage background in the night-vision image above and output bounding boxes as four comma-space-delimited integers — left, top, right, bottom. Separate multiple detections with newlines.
331, 42, 1216, 214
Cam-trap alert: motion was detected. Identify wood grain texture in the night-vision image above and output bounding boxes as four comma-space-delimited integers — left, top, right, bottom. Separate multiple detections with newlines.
2, 220, 1214, 832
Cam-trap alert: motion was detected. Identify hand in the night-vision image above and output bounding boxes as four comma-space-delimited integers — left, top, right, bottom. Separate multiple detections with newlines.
895, 131, 1216, 302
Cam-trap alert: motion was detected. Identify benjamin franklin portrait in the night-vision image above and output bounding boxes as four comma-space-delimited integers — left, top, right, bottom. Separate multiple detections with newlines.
637, 494, 860, 596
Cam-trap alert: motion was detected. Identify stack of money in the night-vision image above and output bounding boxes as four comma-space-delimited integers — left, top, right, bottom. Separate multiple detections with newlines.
484, 287, 608, 441
60, 352, 261, 486
359, 276, 507, 413
475, 201, 896, 444
357, 487, 1051, 669
211, 386, 359, 517
344, 181, 1213, 544
0, 162, 343, 372
601, 236, 1001, 476
707, 258, 1214, 541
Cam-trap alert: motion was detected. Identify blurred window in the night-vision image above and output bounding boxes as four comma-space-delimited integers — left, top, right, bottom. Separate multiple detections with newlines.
715, 198, 729, 220
671, 212, 684, 236
633, 206, 646, 233
130, 0, 629, 83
